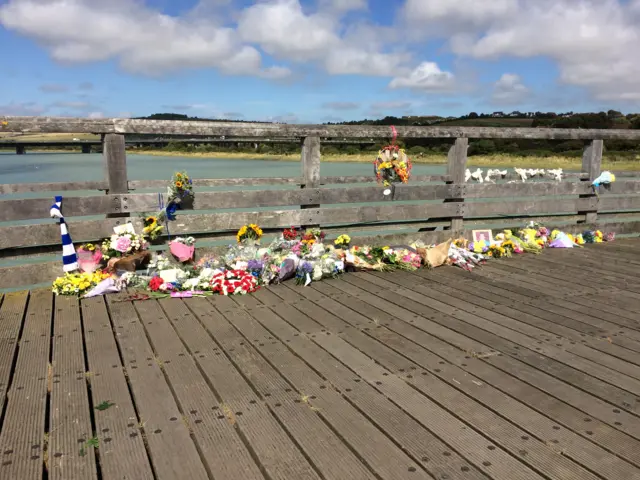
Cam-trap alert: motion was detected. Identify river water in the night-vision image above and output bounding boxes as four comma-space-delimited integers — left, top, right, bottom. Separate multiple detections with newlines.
0, 152, 446, 185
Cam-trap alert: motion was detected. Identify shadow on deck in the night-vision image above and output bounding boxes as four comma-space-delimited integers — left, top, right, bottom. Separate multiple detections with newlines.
1, 239, 640, 480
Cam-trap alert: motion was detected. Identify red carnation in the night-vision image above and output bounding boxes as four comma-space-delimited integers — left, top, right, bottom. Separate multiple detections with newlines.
149, 276, 164, 292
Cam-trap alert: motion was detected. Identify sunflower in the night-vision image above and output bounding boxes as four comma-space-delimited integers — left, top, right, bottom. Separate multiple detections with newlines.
145, 216, 158, 227
175, 181, 183, 189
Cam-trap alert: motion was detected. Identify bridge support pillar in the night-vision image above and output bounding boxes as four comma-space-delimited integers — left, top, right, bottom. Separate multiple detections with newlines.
81, 144, 91, 154
16, 145, 25, 155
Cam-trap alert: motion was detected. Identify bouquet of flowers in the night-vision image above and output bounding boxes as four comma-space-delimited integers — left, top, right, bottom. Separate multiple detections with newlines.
77, 243, 103, 273
169, 171, 194, 208
384, 247, 423, 270
296, 261, 314, 285
374, 145, 412, 186
237, 224, 263, 245
141, 214, 164, 241
334, 234, 351, 249
283, 226, 298, 241
300, 228, 326, 244
169, 236, 196, 262
101, 231, 147, 260
52, 270, 111, 296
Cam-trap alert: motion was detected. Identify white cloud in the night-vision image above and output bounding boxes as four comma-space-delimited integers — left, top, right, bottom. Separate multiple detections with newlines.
323, 102, 360, 110
88, 111, 105, 119
491, 73, 530, 105
0, 0, 288, 78
0, 101, 47, 115
39, 83, 69, 93
450, 0, 640, 101
238, 0, 407, 76
371, 101, 412, 110
389, 62, 455, 91
403, 0, 516, 34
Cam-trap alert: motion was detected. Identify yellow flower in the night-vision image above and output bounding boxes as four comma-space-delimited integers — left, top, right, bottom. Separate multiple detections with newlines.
175, 181, 183, 189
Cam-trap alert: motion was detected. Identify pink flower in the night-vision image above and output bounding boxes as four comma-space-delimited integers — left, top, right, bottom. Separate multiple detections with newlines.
114, 236, 132, 253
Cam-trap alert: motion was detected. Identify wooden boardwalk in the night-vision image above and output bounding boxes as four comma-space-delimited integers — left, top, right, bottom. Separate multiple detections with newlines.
1, 240, 640, 480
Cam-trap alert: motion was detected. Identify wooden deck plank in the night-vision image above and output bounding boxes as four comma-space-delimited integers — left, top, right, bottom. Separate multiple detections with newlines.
435, 266, 640, 347
132, 298, 267, 480
163, 296, 329, 480
48, 295, 98, 480
364, 270, 640, 397
283, 282, 640, 480
105, 296, 209, 480
268, 286, 549, 480
413, 267, 640, 360
201, 295, 426, 480
355, 271, 640, 413
0, 291, 28, 414
0, 290, 50, 479
381, 270, 640, 382
80, 297, 154, 480
472, 262, 640, 332
241, 288, 488, 480
317, 278, 640, 469
339, 274, 640, 440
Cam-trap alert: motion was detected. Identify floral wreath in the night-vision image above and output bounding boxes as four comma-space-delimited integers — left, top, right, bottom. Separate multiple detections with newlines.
373, 126, 412, 187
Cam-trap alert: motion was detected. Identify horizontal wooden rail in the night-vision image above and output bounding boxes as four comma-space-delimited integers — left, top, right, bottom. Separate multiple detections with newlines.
6, 115, 640, 140
1, 180, 616, 225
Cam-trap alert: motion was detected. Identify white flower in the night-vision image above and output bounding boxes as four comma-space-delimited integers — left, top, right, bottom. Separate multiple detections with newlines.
313, 264, 323, 281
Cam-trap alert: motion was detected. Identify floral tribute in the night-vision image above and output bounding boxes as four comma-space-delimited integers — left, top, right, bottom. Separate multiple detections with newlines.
169, 236, 196, 262
374, 145, 412, 186
76, 243, 103, 273
237, 224, 263, 244
53, 270, 111, 296
51, 214, 619, 298
101, 229, 147, 260
142, 215, 164, 241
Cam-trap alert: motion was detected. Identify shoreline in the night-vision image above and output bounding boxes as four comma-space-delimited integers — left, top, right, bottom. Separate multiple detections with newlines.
3, 148, 639, 171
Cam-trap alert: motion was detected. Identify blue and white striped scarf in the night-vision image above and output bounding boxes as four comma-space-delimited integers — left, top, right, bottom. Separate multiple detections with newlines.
50, 195, 78, 272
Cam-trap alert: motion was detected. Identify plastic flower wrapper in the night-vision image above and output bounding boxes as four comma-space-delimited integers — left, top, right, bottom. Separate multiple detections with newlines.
277, 255, 300, 283
574, 234, 585, 245
148, 253, 172, 272
224, 244, 258, 267
196, 255, 224, 271
605, 232, 616, 242
83, 277, 120, 298
549, 232, 575, 248
448, 244, 485, 271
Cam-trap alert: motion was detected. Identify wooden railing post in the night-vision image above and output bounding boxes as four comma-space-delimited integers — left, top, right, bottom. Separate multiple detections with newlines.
103, 133, 130, 220
579, 139, 603, 224
301, 136, 321, 228
446, 137, 468, 235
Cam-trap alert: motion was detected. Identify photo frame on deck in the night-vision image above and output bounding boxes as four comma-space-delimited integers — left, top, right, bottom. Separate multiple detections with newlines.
472, 229, 493, 245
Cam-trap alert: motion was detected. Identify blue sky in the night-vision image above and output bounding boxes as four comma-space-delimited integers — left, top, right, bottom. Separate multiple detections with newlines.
2, 0, 639, 123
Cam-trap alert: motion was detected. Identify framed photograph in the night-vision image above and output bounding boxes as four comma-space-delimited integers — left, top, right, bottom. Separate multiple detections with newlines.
472, 229, 493, 244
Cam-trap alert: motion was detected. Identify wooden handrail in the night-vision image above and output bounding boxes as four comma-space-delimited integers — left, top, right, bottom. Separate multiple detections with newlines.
5, 115, 640, 140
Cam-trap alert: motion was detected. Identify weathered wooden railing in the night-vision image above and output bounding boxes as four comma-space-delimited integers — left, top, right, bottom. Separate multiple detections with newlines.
1, 116, 640, 290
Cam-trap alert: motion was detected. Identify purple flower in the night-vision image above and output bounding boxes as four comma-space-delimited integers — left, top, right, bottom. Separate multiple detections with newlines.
300, 261, 313, 273
247, 259, 264, 272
